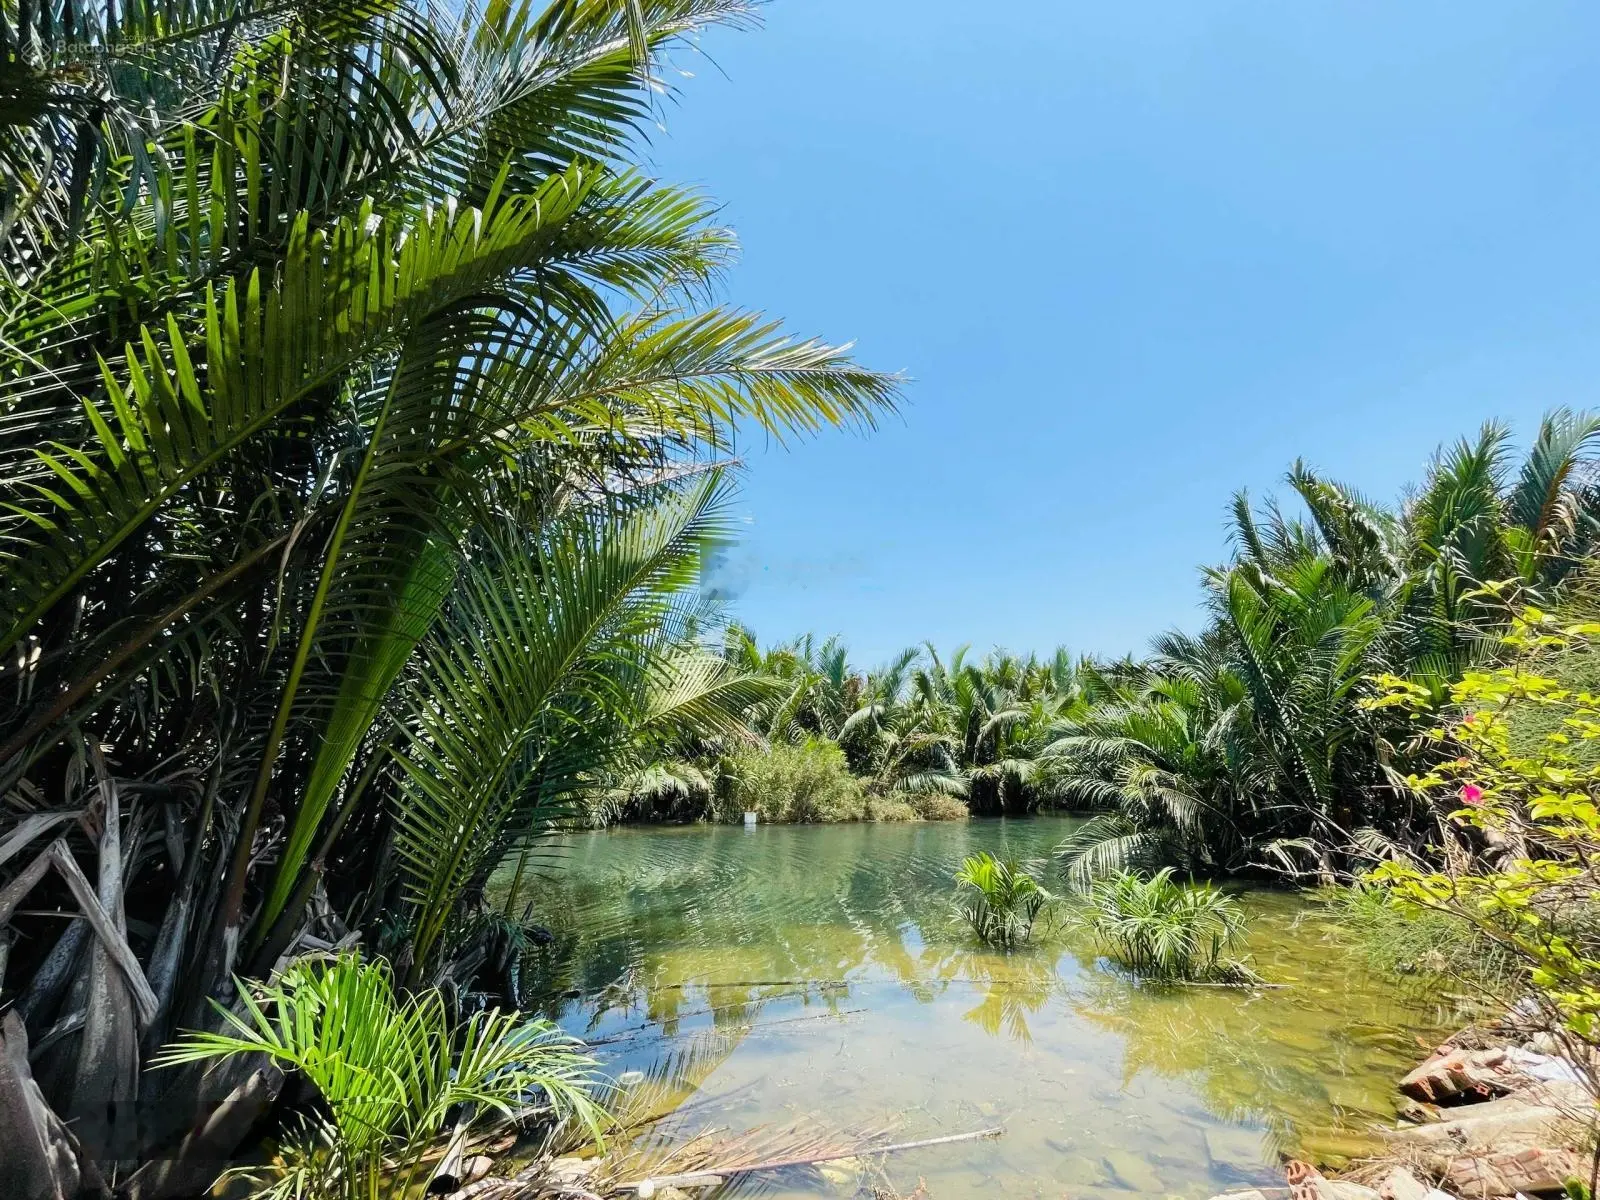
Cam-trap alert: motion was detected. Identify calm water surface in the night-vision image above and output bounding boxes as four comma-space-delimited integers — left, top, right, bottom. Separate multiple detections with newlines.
493, 819, 1459, 1200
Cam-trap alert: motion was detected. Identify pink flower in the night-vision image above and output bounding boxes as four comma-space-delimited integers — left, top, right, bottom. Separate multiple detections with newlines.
1460, 783, 1485, 806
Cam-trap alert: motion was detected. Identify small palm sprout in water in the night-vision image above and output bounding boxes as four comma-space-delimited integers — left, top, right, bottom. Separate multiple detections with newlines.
1082, 869, 1255, 983
154, 952, 607, 1200
954, 852, 1056, 948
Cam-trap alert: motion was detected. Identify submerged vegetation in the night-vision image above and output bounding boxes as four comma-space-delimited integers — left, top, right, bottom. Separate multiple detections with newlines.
953, 852, 1055, 949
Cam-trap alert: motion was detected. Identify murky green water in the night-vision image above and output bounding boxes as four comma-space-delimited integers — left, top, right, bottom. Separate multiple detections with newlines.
494, 818, 1459, 1200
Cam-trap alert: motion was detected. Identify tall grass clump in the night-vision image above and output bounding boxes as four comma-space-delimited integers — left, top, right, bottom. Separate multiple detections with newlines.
1083, 870, 1252, 982
954, 852, 1056, 948
718, 738, 869, 823
1322, 882, 1521, 995
907, 792, 972, 821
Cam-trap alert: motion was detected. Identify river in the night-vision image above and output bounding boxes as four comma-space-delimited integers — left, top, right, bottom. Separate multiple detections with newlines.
491, 817, 1461, 1200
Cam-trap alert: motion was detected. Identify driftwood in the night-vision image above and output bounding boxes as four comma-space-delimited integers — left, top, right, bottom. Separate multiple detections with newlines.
617, 1127, 1005, 1192
609, 979, 852, 993
1155, 979, 1289, 990
591, 1006, 868, 1048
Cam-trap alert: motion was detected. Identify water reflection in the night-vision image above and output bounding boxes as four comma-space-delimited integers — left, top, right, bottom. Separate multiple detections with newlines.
489, 820, 1463, 1197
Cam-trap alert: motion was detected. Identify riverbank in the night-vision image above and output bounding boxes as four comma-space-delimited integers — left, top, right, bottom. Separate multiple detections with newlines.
726, 789, 972, 824
1203, 1013, 1597, 1200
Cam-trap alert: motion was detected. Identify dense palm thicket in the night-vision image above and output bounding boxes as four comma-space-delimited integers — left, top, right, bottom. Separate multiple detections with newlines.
0, 0, 897, 1188
609, 632, 1095, 821
645, 415, 1600, 889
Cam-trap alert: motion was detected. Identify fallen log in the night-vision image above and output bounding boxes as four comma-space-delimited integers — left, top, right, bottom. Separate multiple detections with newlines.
590, 1006, 868, 1048
1382, 1088, 1585, 1153
1147, 979, 1290, 990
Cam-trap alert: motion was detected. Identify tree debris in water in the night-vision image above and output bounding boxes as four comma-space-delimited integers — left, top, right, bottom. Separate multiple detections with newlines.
617, 1126, 1004, 1193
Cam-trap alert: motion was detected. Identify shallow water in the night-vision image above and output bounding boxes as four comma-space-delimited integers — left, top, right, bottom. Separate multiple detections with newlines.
493, 818, 1461, 1200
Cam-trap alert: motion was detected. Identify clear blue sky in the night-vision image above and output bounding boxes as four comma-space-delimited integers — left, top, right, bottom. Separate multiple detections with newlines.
645, 1, 1600, 666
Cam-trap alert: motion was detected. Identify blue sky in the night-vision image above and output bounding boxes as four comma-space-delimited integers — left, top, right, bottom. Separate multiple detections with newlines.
644, 1, 1600, 667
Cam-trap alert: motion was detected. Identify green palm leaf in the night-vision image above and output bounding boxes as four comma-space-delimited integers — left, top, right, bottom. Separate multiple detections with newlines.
392, 473, 731, 972
1, 171, 599, 656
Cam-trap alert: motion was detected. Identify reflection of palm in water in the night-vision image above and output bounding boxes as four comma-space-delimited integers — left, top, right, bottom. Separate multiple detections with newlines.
919, 945, 1062, 1043
1062, 931, 1445, 1162
497, 822, 1453, 1174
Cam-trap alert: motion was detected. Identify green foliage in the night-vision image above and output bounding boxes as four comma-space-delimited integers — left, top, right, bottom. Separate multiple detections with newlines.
1365, 612, 1600, 1051
1043, 413, 1600, 885
721, 629, 1120, 818
1081, 869, 1251, 982
863, 795, 920, 821
393, 476, 755, 974
0, 0, 899, 1181
953, 851, 1055, 948
154, 953, 606, 1200
718, 737, 868, 823
1321, 882, 1519, 992
906, 792, 972, 821
730, 414, 1600, 872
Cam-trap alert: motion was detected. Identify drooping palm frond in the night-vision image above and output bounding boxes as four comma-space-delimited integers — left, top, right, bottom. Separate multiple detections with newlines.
892, 766, 970, 798
2, 176, 594, 656
0, 0, 902, 1183
391, 473, 732, 974
1054, 813, 1176, 891
635, 650, 779, 746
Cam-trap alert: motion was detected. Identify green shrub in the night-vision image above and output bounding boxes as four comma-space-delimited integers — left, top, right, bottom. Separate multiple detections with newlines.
717, 738, 868, 823
865, 795, 919, 821
1083, 869, 1252, 982
954, 852, 1055, 948
906, 792, 970, 821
